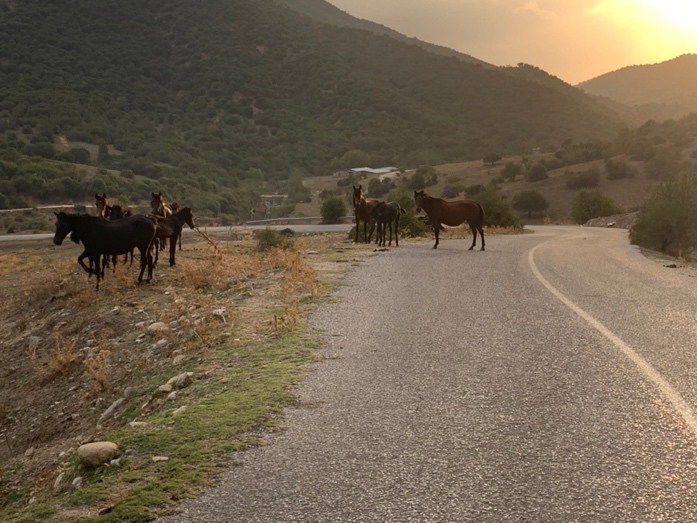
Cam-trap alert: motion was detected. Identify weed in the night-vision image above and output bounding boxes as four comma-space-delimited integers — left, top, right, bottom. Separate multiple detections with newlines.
84, 349, 112, 392
47, 328, 79, 374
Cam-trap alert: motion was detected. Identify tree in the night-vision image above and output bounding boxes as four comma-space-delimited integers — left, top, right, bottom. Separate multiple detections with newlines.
501, 162, 522, 181
320, 196, 347, 224
570, 190, 621, 224
482, 152, 501, 166
512, 190, 549, 217
526, 162, 548, 182
476, 187, 522, 228
630, 172, 697, 257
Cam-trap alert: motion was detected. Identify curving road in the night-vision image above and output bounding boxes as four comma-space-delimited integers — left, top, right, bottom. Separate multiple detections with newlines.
159, 225, 697, 522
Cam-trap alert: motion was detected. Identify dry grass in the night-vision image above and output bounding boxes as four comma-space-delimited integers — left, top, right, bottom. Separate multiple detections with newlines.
47, 328, 79, 375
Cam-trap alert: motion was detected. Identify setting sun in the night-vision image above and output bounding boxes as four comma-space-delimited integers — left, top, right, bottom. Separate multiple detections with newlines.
637, 0, 697, 31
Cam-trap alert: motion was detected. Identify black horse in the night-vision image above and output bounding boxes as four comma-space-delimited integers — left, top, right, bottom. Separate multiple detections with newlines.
368, 201, 406, 247
53, 212, 157, 290
150, 207, 196, 267
107, 204, 134, 267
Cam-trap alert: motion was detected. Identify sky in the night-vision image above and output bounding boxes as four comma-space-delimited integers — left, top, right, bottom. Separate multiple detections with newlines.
324, 0, 697, 84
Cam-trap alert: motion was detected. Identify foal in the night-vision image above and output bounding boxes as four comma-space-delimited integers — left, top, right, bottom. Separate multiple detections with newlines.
368, 201, 406, 247
352, 185, 380, 243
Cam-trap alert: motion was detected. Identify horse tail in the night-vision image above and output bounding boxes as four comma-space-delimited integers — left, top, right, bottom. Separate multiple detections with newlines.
477, 203, 485, 224
399, 204, 406, 215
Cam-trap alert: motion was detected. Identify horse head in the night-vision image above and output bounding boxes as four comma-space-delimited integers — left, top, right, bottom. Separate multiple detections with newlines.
414, 190, 427, 212
95, 193, 109, 218
150, 191, 168, 215
53, 211, 72, 245
352, 185, 364, 209
182, 207, 196, 229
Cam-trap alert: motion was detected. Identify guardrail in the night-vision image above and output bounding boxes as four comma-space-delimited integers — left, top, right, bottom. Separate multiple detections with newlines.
245, 216, 354, 225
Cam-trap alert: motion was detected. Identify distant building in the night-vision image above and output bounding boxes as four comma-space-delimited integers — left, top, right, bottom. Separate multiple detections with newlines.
350, 166, 399, 175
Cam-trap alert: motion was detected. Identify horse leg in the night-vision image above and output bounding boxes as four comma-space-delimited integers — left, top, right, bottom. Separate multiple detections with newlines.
354, 215, 360, 243
478, 224, 485, 251
395, 215, 400, 247
388, 221, 393, 246
433, 223, 440, 249
468, 221, 477, 250
169, 237, 176, 266
77, 251, 94, 277
91, 253, 101, 291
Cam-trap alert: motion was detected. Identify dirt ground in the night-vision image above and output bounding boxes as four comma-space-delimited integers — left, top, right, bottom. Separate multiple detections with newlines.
0, 228, 365, 514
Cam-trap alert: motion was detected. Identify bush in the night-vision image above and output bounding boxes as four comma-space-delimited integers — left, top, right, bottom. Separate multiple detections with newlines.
501, 162, 522, 181
570, 190, 622, 224
630, 172, 697, 258
566, 168, 601, 189
320, 196, 347, 224
476, 187, 522, 228
526, 162, 548, 182
440, 183, 464, 199
512, 190, 549, 217
605, 158, 635, 180
255, 229, 294, 251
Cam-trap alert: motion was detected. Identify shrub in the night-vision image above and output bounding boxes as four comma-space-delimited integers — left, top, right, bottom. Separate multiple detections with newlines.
320, 195, 347, 224
476, 187, 522, 228
570, 190, 621, 224
526, 162, 548, 182
605, 158, 635, 180
566, 168, 601, 189
440, 183, 464, 199
255, 229, 294, 251
483, 152, 501, 165
501, 162, 522, 181
512, 190, 549, 217
630, 172, 697, 258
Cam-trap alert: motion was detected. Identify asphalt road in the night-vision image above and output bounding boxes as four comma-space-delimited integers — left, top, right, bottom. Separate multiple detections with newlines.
158, 225, 697, 522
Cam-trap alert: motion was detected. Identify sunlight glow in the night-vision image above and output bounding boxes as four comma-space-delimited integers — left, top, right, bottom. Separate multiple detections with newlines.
589, 0, 697, 65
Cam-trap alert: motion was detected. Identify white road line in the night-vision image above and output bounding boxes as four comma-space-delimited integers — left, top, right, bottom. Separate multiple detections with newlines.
529, 242, 697, 439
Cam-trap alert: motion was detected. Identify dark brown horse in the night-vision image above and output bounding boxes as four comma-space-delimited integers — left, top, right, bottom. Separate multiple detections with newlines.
414, 190, 485, 250
53, 212, 157, 290
150, 207, 195, 267
352, 185, 380, 243
368, 201, 406, 247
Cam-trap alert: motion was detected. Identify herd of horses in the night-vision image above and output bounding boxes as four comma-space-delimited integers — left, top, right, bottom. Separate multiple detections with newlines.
52, 192, 196, 290
352, 185, 485, 251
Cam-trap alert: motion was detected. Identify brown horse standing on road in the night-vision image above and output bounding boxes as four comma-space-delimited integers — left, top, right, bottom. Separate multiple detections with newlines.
352, 185, 380, 243
414, 190, 485, 251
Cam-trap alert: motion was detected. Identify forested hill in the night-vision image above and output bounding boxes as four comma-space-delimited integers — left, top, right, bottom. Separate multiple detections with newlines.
274, 0, 493, 67
0, 0, 626, 216
578, 54, 697, 120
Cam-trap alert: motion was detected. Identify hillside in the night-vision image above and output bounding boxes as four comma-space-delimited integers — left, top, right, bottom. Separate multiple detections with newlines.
0, 0, 628, 221
274, 0, 493, 67
578, 54, 697, 120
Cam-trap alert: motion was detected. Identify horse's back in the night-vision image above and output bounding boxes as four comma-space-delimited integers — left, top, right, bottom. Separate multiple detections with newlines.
433, 198, 481, 226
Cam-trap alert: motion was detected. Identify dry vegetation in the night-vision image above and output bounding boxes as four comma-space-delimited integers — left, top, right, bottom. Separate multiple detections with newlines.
0, 229, 375, 521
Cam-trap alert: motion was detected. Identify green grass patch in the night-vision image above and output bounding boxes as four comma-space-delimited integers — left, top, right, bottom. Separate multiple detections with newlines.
4, 329, 320, 523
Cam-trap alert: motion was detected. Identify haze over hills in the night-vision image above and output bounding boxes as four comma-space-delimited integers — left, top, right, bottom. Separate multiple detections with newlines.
578, 54, 697, 120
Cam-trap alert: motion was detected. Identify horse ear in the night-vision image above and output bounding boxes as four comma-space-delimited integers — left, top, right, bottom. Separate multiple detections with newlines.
54, 211, 59, 217
102, 192, 106, 198
152, 192, 156, 198
358, 185, 362, 190
95, 193, 99, 199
